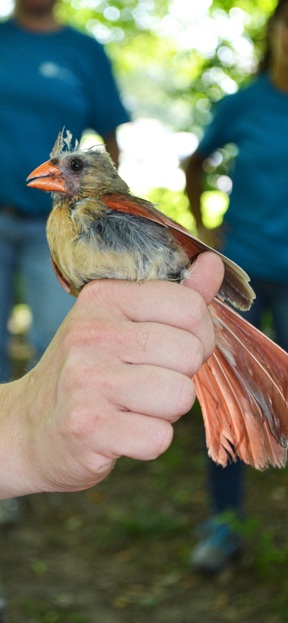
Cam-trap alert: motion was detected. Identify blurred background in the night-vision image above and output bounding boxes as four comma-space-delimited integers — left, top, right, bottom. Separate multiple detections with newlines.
1, 0, 275, 342
1, 1, 288, 622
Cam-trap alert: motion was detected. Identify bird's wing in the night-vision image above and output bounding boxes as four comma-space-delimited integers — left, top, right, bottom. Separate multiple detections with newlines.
101, 192, 255, 311
194, 297, 288, 469
51, 256, 73, 295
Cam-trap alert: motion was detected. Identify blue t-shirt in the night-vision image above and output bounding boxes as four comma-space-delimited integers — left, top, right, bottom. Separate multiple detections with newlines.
198, 73, 288, 282
0, 19, 129, 214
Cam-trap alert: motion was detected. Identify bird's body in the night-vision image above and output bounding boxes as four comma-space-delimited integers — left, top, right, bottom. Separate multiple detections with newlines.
27, 130, 288, 470
48, 191, 190, 292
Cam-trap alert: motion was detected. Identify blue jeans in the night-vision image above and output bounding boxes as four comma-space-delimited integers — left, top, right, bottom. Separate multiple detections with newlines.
0, 212, 74, 382
208, 277, 288, 515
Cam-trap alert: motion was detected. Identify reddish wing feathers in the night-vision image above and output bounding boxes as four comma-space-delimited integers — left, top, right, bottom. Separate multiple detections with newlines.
194, 298, 288, 469
101, 192, 167, 224
101, 192, 288, 469
51, 256, 73, 295
49, 190, 288, 469
101, 192, 255, 311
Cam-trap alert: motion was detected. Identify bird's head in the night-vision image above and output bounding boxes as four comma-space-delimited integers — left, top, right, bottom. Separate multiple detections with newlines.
27, 129, 128, 199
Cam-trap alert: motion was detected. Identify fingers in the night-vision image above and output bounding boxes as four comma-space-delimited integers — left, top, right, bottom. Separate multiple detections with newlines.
78, 266, 211, 326
87, 410, 175, 462
74, 320, 209, 375
62, 304, 214, 377
32, 257, 222, 491
98, 365, 196, 420
182, 251, 225, 305
78, 263, 218, 362
120, 322, 207, 372
80, 250, 224, 317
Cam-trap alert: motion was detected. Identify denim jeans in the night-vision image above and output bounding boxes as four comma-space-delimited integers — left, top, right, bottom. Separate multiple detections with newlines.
208, 277, 288, 515
0, 211, 74, 382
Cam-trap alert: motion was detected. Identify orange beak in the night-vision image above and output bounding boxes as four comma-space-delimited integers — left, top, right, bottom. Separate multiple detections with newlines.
26, 160, 66, 192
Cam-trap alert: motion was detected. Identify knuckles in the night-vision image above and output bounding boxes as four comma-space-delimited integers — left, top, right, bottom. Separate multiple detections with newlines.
184, 337, 205, 377
63, 403, 100, 442
57, 359, 92, 397
186, 289, 209, 332
78, 278, 128, 311
60, 311, 153, 370
186, 290, 216, 360
143, 420, 174, 460
60, 318, 110, 351
60, 315, 130, 356
166, 375, 196, 419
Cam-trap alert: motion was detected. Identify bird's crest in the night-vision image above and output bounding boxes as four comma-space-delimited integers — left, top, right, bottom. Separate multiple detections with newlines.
50, 128, 79, 159
50, 128, 106, 161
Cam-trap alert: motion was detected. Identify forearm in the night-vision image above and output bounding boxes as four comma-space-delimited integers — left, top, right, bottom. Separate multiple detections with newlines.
103, 132, 120, 169
0, 376, 43, 499
185, 153, 205, 228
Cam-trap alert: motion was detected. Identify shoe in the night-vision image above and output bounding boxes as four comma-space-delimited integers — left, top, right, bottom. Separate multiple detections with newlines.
189, 516, 242, 574
0, 577, 5, 622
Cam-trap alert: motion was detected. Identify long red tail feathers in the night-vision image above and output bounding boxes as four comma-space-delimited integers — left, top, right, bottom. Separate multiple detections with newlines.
194, 298, 288, 469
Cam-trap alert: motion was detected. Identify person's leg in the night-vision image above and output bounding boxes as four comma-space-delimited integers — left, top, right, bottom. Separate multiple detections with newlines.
208, 458, 244, 515
21, 218, 74, 366
207, 284, 264, 517
0, 214, 18, 382
269, 281, 288, 352
191, 282, 265, 573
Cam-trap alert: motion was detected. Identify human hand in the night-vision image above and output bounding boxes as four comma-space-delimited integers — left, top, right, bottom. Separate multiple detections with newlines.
0, 252, 224, 499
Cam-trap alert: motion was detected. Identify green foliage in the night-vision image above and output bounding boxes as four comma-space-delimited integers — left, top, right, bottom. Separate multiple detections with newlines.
51, 0, 278, 226
144, 187, 228, 230
201, 190, 229, 227
30, 560, 48, 575
21, 599, 88, 623
223, 511, 288, 620
146, 187, 196, 231
107, 499, 187, 539
55, 0, 277, 132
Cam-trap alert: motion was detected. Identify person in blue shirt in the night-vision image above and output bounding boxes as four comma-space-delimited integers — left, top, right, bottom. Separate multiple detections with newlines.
0, 0, 129, 384
0, 1, 129, 616
186, 0, 288, 573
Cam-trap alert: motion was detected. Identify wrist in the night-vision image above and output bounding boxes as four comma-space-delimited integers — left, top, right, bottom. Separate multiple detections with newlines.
0, 374, 44, 499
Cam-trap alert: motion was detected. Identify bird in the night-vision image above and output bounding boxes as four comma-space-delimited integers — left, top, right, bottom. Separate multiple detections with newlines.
27, 129, 288, 470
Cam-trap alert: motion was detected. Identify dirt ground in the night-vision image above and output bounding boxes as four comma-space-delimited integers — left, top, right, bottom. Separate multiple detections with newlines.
2, 400, 288, 623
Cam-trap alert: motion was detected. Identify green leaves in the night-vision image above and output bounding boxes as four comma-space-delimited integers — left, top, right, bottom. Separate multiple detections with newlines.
55, 0, 277, 132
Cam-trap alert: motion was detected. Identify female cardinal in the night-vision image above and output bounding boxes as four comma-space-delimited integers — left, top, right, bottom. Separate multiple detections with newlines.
27, 130, 288, 469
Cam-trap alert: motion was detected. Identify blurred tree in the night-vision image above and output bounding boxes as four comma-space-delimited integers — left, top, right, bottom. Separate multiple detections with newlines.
55, 0, 276, 133
52, 0, 277, 227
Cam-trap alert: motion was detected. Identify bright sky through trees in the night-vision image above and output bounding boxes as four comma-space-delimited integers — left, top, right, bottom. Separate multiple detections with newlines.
1, 0, 277, 225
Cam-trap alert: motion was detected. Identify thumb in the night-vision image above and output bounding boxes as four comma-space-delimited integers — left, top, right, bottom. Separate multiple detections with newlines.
182, 251, 225, 305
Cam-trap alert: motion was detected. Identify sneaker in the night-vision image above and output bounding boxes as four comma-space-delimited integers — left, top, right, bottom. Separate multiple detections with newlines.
189, 516, 242, 574
0, 577, 5, 622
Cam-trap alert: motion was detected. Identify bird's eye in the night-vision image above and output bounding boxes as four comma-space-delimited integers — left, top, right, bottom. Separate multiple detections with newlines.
69, 158, 83, 172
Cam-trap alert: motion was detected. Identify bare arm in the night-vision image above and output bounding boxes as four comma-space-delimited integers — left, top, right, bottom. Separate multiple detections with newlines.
185, 151, 225, 248
185, 151, 206, 229
103, 132, 120, 169
0, 253, 224, 500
